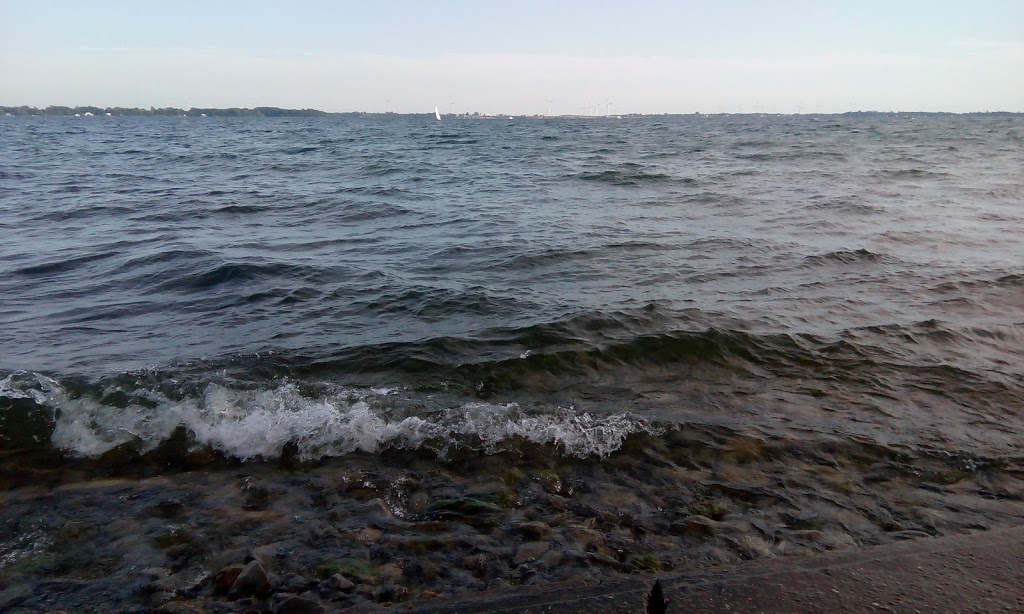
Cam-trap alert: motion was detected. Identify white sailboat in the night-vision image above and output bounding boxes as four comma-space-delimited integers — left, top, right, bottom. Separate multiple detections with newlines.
434, 106, 442, 121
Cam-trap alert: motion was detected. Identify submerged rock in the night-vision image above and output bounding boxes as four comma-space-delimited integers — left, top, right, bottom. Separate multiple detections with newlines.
514, 521, 553, 540
229, 560, 272, 598
151, 601, 206, 614
275, 595, 326, 614
321, 573, 355, 594
0, 394, 56, 451
213, 564, 245, 595
513, 541, 551, 565
671, 515, 721, 537
277, 573, 314, 594
422, 497, 502, 516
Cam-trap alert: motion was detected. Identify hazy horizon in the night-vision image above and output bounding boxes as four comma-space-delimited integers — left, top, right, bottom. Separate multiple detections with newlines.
2, 0, 1022, 115
4, 105, 1023, 117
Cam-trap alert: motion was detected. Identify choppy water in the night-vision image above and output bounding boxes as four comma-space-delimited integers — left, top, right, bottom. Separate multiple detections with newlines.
2, 113, 1023, 462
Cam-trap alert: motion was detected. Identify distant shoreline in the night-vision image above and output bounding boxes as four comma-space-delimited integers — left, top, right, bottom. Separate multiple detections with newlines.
2, 105, 1021, 118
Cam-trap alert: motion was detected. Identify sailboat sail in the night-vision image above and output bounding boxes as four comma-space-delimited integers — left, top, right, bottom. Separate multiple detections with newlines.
434, 106, 441, 121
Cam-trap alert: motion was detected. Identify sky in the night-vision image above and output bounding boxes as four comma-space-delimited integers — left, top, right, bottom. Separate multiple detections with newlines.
2, 0, 1022, 114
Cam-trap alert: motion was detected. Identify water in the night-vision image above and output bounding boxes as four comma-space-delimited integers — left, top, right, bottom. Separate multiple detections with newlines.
2, 113, 1023, 462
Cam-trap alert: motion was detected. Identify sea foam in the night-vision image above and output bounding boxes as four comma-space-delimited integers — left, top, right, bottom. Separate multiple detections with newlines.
5, 374, 658, 460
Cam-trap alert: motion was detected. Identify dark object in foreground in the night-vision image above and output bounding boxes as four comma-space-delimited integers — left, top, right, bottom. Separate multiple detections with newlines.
646, 580, 667, 614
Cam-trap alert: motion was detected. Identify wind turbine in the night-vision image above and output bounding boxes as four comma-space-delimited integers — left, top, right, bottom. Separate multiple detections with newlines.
545, 98, 554, 117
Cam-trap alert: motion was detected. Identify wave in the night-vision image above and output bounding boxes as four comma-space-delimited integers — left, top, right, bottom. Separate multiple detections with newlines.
358, 162, 404, 177
3, 309, 1022, 463
930, 273, 1024, 294
802, 197, 886, 216
575, 165, 679, 186
0, 373, 659, 461
880, 168, 950, 179
339, 186, 419, 199
282, 146, 318, 155
734, 151, 847, 162
802, 248, 893, 267
12, 252, 120, 276
154, 261, 310, 292
211, 203, 270, 215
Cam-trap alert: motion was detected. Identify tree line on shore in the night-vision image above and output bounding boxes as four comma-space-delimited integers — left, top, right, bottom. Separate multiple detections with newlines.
1, 106, 348, 117
4, 106, 1018, 118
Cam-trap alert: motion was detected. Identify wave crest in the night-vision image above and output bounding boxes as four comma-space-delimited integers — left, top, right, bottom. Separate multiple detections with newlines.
2, 376, 660, 461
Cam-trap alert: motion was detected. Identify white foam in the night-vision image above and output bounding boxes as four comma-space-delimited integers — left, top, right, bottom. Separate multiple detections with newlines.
0, 371, 61, 405
13, 376, 659, 460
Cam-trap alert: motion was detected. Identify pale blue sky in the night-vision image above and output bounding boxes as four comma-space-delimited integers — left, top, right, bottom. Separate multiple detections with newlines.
2, 1, 1022, 113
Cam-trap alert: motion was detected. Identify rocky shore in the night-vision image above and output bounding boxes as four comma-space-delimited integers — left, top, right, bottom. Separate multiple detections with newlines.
2, 426, 1024, 612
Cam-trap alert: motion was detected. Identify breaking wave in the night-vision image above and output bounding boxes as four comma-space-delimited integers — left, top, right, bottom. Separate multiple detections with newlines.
0, 372, 659, 461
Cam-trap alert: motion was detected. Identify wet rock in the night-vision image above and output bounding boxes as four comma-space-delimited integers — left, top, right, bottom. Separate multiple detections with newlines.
523, 573, 545, 586
402, 559, 442, 584
144, 569, 209, 597
278, 440, 304, 471
817, 530, 859, 550
537, 549, 563, 569
250, 542, 291, 571
356, 527, 383, 544
0, 390, 56, 451
514, 521, 552, 540
151, 498, 187, 520
408, 490, 430, 513
377, 563, 403, 585
56, 519, 98, 542
277, 573, 314, 594
275, 595, 325, 614
586, 551, 622, 569
314, 558, 375, 584
538, 472, 565, 495
781, 510, 821, 530
514, 564, 537, 583
787, 529, 826, 542
733, 534, 774, 559
487, 578, 512, 591
360, 498, 409, 528
230, 560, 272, 598
462, 553, 492, 574
242, 485, 273, 511
671, 515, 720, 537
0, 583, 32, 611
422, 497, 501, 517
322, 573, 355, 594
140, 567, 171, 581
513, 541, 550, 565
213, 564, 245, 595
373, 583, 409, 604
153, 527, 192, 549
891, 529, 933, 541
871, 509, 903, 532
566, 527, 605, 550
208, 547, 250, 572
388, 535, 455, 553
151, 601, 206, 614
695, 500, 731, 521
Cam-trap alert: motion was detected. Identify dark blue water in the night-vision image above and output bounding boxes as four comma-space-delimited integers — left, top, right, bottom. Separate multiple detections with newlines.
2, 114, 1023, 461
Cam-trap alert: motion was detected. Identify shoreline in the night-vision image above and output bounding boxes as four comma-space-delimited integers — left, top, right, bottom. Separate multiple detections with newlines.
2, 426, 1023, 612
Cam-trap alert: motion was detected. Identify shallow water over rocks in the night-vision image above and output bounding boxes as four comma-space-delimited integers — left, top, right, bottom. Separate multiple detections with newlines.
2, 425, 1023, 612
